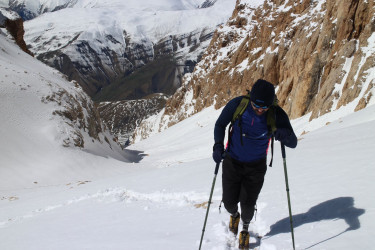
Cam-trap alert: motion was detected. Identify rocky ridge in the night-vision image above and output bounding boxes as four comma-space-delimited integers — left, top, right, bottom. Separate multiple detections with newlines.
133, 0, 375, 141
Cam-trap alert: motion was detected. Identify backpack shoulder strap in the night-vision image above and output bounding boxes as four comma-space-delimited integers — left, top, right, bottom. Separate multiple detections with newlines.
232, 91, 251, 123
227, 91, 251, 147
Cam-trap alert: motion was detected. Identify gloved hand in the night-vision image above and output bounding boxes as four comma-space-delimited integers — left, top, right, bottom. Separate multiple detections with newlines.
212, 143, 224, 163
274, 128, 291, 142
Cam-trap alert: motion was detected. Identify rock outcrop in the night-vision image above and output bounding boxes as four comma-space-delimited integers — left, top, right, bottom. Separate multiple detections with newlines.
42, 79, 112, 148
98, 94, 168, 145
134, 0, 375, 140
0, 8, 33, 55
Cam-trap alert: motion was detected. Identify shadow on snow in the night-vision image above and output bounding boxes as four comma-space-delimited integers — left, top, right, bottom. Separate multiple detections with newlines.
123, 149, 148, 163
264, 197, 365, 248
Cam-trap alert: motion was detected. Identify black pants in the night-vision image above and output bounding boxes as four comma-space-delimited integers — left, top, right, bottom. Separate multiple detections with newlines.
222, 155, 267, 223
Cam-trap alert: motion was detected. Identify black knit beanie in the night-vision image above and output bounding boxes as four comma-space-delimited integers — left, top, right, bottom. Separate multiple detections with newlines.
250, 79, 275, 107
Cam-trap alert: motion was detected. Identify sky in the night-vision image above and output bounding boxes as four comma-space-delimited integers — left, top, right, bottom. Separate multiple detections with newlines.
1, 30, 375, 249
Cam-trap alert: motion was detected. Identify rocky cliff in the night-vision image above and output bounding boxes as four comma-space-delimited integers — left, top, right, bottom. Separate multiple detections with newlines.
134, 0, 375, 140
31, 27, 214, 101
91, 28, 214, 102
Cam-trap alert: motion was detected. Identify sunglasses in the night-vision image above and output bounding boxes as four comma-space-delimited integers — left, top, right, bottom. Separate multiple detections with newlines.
251, 102, 269, 109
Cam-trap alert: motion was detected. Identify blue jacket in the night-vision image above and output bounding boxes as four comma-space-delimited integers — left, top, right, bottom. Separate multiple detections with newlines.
214, 96, 297, 163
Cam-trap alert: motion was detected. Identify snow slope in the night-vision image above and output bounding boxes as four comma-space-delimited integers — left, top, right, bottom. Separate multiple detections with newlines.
1, 88, 374, 249
0, 33, 130, 189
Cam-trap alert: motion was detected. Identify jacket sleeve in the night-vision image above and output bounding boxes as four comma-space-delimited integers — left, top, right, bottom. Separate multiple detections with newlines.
214, 97, 242, 145
275, 106, 298, 148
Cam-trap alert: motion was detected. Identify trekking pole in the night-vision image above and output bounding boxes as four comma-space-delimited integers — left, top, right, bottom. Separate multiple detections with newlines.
281, 143, 296, 250
199, 161, 221, 250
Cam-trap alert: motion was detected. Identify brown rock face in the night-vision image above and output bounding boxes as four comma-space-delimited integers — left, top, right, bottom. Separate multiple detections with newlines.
3, 18, 33, 56
160, 0, 375, 127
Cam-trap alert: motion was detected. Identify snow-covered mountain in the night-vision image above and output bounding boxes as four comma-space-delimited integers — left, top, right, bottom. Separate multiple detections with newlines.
1, 0, 225, 20
1, 0, 241, 145
133, 0, 375, 142
0, 0, 76, 20
3, 0, 237, 100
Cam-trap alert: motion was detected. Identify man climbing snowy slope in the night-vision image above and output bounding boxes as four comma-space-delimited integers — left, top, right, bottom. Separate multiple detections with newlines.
212, 79, 297, 249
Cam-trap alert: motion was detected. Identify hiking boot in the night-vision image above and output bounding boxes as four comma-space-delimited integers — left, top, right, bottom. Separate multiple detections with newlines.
229, 212, 240, 235
238, 230, 250, 249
